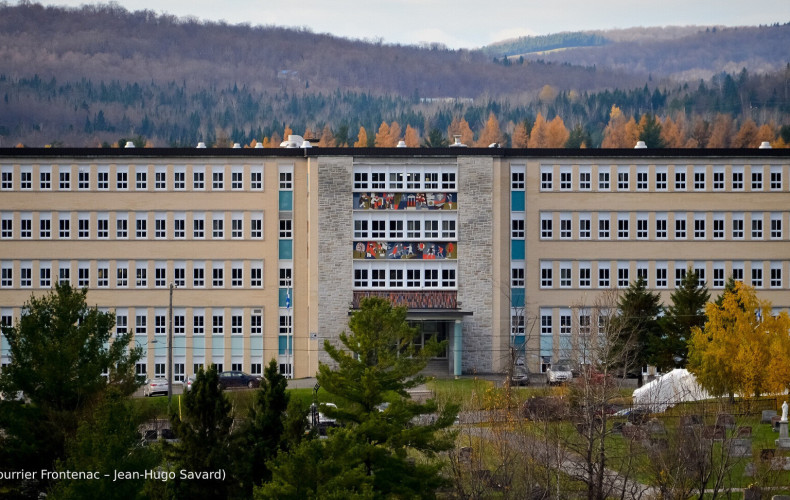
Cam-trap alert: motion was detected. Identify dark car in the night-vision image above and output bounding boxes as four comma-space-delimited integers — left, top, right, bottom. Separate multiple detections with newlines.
217, 370, 261, 389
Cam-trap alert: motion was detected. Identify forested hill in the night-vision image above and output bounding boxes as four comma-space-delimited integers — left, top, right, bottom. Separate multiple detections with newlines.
0, 2, 788, 148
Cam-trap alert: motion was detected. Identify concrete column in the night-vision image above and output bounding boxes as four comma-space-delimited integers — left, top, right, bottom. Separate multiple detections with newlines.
453, 319, 463, 377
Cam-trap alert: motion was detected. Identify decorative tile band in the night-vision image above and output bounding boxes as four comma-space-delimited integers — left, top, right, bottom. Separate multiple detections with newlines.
353, 241, 457, 260
354, 192, 457, 210
353, 290, 458, 309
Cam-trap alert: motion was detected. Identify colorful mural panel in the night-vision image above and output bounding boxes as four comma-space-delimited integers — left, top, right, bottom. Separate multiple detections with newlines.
354, 192, 457, 210
353, 290, 458, 309
353, 241, 457, 260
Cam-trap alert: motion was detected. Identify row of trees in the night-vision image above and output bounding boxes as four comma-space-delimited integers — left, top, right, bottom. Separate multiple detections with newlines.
0, 287, 457, 499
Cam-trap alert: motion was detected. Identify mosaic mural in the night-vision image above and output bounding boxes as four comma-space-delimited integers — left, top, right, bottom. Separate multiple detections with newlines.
353, 290, 458, 309
353, 241, 457, 260
354, 192, 457, 210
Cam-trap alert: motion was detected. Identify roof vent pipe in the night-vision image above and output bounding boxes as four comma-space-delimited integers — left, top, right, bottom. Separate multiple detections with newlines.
254, 143, 264, 148
396, 140, 407, 148
634, 141, 647, 149
449, 135, 467, 148
196, 142, 207, 149
232, 143, 241, 149
124, 141, 135, 148
759, 141, 772, 149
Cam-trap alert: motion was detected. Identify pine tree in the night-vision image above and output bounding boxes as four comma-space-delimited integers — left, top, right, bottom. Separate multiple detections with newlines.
658, 269, 709, 369
615, 276, 663, 374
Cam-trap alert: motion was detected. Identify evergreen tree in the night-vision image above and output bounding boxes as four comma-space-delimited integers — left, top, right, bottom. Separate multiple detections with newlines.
638, 113, 666, 148
615, 276, 663, 374
657, 269, 709, 369
422, 127, 448, 147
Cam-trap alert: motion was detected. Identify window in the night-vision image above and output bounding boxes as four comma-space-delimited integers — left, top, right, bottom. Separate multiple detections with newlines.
78, 215, 90, 239
174, 168, 186, 190
193, 264, 205, 287
371, 172, 386, 190
751, 214, 763, 239
20, 263, 31, 288
231, 169, 243, 190
674, 168, 686, 190
155, 264, 166, 288
770, 263, 782, 288
231, 215, 243, 239
598, 264, 610, 288
1, 168, 12, 190
559, 263, 571, 288
136, 263, 147, 287
155, 169, 166, 190
424, 268, 439, 288
732, 263, 744, 282
155, 215, 166, 239
579, 263, 591, 287
637, 215, 648, 239
560, 169, 572, 190
116, 216, 128, 239
637, 263, 648, 282
251, 312, 262, 335
279, 219, 292, 238
636, 169, 648, 191
771, 214, 782, 239
713, 264, 725, 288
97, 168, 109, 189
354, 268, 368, 287
250, 167, 263, 190
59, 215, 70, 239
442, 171, 456, 190
135, 215, 147, 239
713, 214, 725, 239
212, 216, 224, 239
193, 314, 204, 335
751, 264, 763, 288
511, 170, 525, 189
40, 168, 51, 189
540, 167, 552, 190
540, 262, 552, 288
116, 314, 127, 335
212, 169, 224, 190
656, 167, 667, 190
58, 264, 69, 284
732, 214, 744, 239
713, 167, 725, 190
354, 219, 368, 239
512, 217, 525, 238
406, 269, 420, 287
674, 215, 686, 239
116, 168, 128, 189
694, 168, 705, 190
231, 314, 243, 334
751, 168, 763, 191
212, 265, 224, 287
40, 263, 51, 287
511, 266, 525, 287
557, 215, 571, 239
0, 215, 11, 239
174, 263, 186, 287
388, 172, 403, 190
20, 168, 32, 190
694, 264, 706, 287
390, 268, 403, 288
193, 215, 205, 238
617, 263, 629, 288
135, 168, 147, 190
579, 214, 591, 239
193, 168, 205, 189
617, 168, 629, 190
279, 170, 293, 189
770, 167, 782, 190
675, 266, 686, 287
694, 215, 705, 239
97, 214, 108, 239
732, 167, 744, 190
251, 215, 263, 239
424, 172, 438, 190
617, 215, 629, 239
40, 214, 51, 239
579, 168, 591, 190
20, 215, 31, 239
134, 314, 147, 336
59, 168, 70, 190
97, 263, 109, 287
0, 264, 11, 288
250, 263, 262, 287
174, 216, 185, 239
656, 264, 668, 288
78, 169, 89, 190
78, 264, 90, 288
541, 312, 552, 335
231, 264, 243, 287
598, 168, 610, 190
212, 315, 224, 335
598, 214, 610, 239
540, 214, 552, 239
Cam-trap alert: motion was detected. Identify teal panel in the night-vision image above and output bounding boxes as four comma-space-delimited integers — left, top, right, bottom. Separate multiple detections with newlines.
211, 336, 224, 352
279, 288, 292, 308
511, 191, 525, 212
540, 335, 553, 357
154, 335, 166, 356
278, 335, 292, 355
511, 288, 525, 308
279, 240, 293, 260
511, 334, 525, 349
193, 337, 205, 355
250, 337, 263, 355
279, 191, 293, 211
559, 335, 572, 357
173, 336, 186, 356
511, 239, 525, 260
231, 336, 243, 356
1, 334, 10, 353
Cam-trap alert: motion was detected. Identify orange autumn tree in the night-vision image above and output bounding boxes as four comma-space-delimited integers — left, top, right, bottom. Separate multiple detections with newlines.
601, 105, 639, 148
527, 113, 548, 148
545, 116, 569, 148
447, 117, 474, 146
374, 121, 391, 147
318, 125, 336, 147
511, 120, 529, 148
687, 282, 790, 398
475, 112, 503, 147
403, 125, 420, 147
354, 126, 369, 148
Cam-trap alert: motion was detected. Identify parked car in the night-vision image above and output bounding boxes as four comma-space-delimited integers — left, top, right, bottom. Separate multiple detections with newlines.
508, 359, 530, 386
143, 378, 169, 397
546, 360, 574, 385
217, 370, 261, 389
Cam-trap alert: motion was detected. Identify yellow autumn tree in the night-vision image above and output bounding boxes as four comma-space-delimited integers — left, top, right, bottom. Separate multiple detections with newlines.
386, 121, 402, 147
706, 114, 733, 148
404, 125, 420, 147
354, 126, 369, 148
660, 116, 686, 148
269, 132, 281, 148
688, 282, 790, 398
545, 116, 569, 148
731, 119, 759, 148
318, 125, 335, 147
511, 120, 529, 148
283, 126, 293, 140
475, 113, 503, 147
447, 117, 474, 146
374, 121, 391, 147
527, 113, 547, 148
601, 105, 639, 148
756, 123, 775, 145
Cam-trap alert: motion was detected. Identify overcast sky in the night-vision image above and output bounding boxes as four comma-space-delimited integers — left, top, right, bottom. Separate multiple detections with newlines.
38, 0, 789, 49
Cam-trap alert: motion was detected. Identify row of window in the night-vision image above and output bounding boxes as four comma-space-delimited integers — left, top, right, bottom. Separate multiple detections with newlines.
531, 260, 788, 290
353, 263, 458, 289
353, 215, 457, 240
527, 164, 786, 193
0, 165, 293, 192
353, 167, 457, 191
532, 212, 787, 241
0, 212, 277, 240
0, 260, 268, 290
135, 362, 264, 381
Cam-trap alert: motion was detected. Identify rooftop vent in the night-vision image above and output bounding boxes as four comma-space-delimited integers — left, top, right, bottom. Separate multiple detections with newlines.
759, 141, 772, 149
196, 142, 207, 149
396, 140, 407, 148
232, 143, 241, 149
634, 141, 647, 149
254, 143, 264, 149
449, 135, 467, 148
280, 135, 306, 148
124, 141, 135, 148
